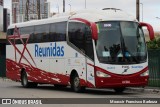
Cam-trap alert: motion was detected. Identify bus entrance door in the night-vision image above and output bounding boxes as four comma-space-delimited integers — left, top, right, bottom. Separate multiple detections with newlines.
86, 59, 95, 88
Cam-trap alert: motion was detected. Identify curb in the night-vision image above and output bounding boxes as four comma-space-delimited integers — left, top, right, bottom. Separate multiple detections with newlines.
0, 77, 13, 82
126, 87, 160, 94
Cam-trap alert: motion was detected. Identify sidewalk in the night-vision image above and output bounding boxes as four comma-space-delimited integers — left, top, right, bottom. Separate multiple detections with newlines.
0, 77, 13, 82
126, 86, 160, 94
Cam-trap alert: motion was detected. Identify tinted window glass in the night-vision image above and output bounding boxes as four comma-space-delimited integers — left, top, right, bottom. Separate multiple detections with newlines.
85, 26, 94, 60
68, 22, 85, 52
7, 22, 67, 44
20, 26, 34, 43
34, 24, 50, 43
21, 26, 34, 35
68, 22, 94, 60
50, 22, 66, 41
96, 21, 147, 64
7, 29, 14, 36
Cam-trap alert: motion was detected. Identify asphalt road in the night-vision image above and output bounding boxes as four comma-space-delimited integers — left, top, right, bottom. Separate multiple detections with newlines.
0, 79, 160, 107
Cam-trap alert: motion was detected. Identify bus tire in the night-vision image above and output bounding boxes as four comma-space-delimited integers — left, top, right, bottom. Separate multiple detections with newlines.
21, 71, 37, 88
114, 88, 125, 93
71, 73, 85, 93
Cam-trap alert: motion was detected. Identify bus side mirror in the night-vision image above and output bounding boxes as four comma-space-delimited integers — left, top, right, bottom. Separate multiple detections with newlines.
139, 22, 154, 40
91, 23, 98, 40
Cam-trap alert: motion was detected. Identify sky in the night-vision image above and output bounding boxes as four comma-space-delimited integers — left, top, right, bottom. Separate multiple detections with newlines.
3, 0, 160, 31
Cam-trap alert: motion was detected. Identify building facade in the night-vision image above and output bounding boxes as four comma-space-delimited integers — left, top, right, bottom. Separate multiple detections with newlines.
12, 0, 19, 23
0, 1, 3, 32
3, 8, 10, 32
0, 0, 6, 77
0, 0, 3, 6
12, 0, 50, 23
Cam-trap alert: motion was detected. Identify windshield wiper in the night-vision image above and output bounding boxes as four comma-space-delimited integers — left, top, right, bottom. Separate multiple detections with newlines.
124, 50, 139, 63
120, 36, 139, 63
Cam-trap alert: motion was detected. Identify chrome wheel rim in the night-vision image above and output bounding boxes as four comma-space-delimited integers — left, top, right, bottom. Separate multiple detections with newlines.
74, 77, 80, 88
23, 73, 27, 86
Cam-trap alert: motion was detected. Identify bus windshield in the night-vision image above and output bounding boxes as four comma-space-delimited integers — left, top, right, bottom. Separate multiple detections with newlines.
96, 21, 147, 64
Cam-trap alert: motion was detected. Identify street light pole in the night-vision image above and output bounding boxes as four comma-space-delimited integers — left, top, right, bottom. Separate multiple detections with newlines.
136, 0, 140, 21
140, 3, 143, 22
85, 0, 86, 9
63, 0, 65, 12
37, 0, 41, 20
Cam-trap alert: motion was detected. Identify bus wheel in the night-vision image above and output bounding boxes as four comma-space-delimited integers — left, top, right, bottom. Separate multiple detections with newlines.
71, 74, 85, 93
21, 71, 37, 88
114, 88, 125, 93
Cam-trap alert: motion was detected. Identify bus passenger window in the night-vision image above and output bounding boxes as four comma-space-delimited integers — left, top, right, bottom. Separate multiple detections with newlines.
34, 24, 50, 43
7, 29, 14, 36
50, 22, 67, 42
68, 22, 85, 52
20, 26, 34, 44
84, 26, 94, 60
56, 22, 66, 41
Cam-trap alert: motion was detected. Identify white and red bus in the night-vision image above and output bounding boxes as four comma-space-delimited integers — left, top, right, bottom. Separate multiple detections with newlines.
6, 9, 154, 93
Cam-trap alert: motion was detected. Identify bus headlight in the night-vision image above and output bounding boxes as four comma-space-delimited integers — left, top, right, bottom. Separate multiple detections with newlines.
96, 71, 111, 77
140, 70, 149, 76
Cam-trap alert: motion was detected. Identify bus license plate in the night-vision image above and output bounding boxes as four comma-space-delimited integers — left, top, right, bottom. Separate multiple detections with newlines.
122, 80, 130, 84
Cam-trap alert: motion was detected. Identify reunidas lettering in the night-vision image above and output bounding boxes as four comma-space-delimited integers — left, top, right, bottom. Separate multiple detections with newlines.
35, 43, 64, 57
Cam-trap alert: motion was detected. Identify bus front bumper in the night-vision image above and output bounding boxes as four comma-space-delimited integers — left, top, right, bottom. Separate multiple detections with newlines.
95, 76, 149, 88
